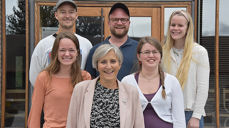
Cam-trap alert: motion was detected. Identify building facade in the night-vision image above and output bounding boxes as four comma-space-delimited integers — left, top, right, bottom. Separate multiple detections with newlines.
1, 0, 228, 127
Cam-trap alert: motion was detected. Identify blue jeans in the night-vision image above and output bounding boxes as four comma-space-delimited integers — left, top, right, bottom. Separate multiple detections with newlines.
185, 111, 204, 128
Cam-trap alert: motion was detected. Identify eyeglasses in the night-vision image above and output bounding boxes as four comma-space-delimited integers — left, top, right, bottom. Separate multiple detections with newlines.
140, 50, 159, 56
110, 18, 129, 24
59, 49, 77, 54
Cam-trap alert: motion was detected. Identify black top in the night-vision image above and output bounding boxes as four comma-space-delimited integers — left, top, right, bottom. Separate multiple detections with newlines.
90, 81, 120, 127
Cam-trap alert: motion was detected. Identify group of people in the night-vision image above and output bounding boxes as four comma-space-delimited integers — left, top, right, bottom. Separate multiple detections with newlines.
28, 0, 210, 128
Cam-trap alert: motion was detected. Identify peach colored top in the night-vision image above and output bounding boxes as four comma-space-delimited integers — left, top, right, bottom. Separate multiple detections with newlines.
28, 70, 91, 128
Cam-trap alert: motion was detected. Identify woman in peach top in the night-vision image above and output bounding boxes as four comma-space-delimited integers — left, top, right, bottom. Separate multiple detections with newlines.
28, 32, 91, 128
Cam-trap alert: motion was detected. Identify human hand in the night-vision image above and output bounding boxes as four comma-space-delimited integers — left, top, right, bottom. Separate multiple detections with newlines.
187, 117, 200, 128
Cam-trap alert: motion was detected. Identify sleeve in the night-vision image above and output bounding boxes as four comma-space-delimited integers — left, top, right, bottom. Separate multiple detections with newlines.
66, 84, 83, 128
133, 88, 145, 128
79, 38, 92, 70
192, 47, 210, 119
171, 77, 186, 128
121, 76, 128, 83
27, 72, 46, 128
81, 70, 92, 80
29, 45, 44, 86
121, 75, 132, 85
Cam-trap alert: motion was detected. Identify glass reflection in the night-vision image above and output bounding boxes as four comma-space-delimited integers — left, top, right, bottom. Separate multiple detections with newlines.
218, 1, 229, 126
76, 16, 103, 46
203, 0, 229, 36
219, 0, 229, 36
40, 6, 58, 27
128, 17, 151, 41
40, 6, 58, 38
201, 0, 229, 126
5, 0, 26, 127
40, 7, 104, 46
202, 0, 215, 36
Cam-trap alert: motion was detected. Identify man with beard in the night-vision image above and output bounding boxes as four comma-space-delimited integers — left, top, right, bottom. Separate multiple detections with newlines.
29, 0, 92, 86
85, 2, 138, 80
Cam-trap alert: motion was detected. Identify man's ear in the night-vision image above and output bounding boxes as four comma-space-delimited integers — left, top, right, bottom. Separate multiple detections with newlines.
54, 12, 58, 20
75, 12, 78, 19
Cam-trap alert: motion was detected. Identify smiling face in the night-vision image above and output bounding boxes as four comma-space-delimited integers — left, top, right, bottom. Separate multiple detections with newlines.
58, 38, 78, 68
55, 3, 78, 30
108, 8, 130, 38
169, 15, 188, 42
97, 50, 121, 82
138, 43, 161, 69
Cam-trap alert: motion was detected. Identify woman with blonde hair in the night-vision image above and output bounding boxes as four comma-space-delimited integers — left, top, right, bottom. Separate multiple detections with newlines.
162, 10, 210, 128
122, 37, 185, 128
28, 32, 91, 128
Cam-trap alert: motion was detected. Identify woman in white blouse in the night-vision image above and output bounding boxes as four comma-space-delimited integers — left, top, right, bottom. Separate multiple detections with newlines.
162, 10, 210, 128
122, 37, 185, 128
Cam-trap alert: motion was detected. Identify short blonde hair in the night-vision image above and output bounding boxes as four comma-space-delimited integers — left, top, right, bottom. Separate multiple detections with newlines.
92, 44, 123, 70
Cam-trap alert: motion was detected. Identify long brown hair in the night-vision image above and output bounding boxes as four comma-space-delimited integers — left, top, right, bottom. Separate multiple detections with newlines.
137, 37, 166, 99
45, 32, 82, 86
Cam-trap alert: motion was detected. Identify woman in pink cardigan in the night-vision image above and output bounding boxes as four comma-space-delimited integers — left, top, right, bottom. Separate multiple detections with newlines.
66, 44, 144, 128
28, 32, 91, 128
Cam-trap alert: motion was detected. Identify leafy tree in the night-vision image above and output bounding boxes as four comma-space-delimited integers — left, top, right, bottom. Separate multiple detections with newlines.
76, 16, 102, 37
7, 0, 25, 34
40, 6, 58, 27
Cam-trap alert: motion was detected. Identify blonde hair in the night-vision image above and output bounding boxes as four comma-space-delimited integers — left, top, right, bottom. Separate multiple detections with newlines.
162, 10, 194, 89
137, 37, 166, 99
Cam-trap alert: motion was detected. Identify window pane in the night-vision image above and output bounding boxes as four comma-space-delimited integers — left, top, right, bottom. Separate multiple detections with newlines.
219, 0, 229, 127
5, 0, 26, 127
40, 5, 58, 38
76, 16, 103, 46
219, 0, 229, 36
200, 36, 216, 127
128, 17, 151, 40
201, 0, 216, 127
202, 0, 215, 36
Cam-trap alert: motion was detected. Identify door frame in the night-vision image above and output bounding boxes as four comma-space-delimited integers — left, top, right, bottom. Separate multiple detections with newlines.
34, 1, 192, 45
1, 0, 29, 127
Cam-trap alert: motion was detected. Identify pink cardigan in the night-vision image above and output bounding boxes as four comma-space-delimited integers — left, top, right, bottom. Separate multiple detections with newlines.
66, 77, 145, 128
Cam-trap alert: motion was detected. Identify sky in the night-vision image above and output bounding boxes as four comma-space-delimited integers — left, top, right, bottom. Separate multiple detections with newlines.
6, 0, 18, 15
202, 0, 229, 36
5, 0, 19, 33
